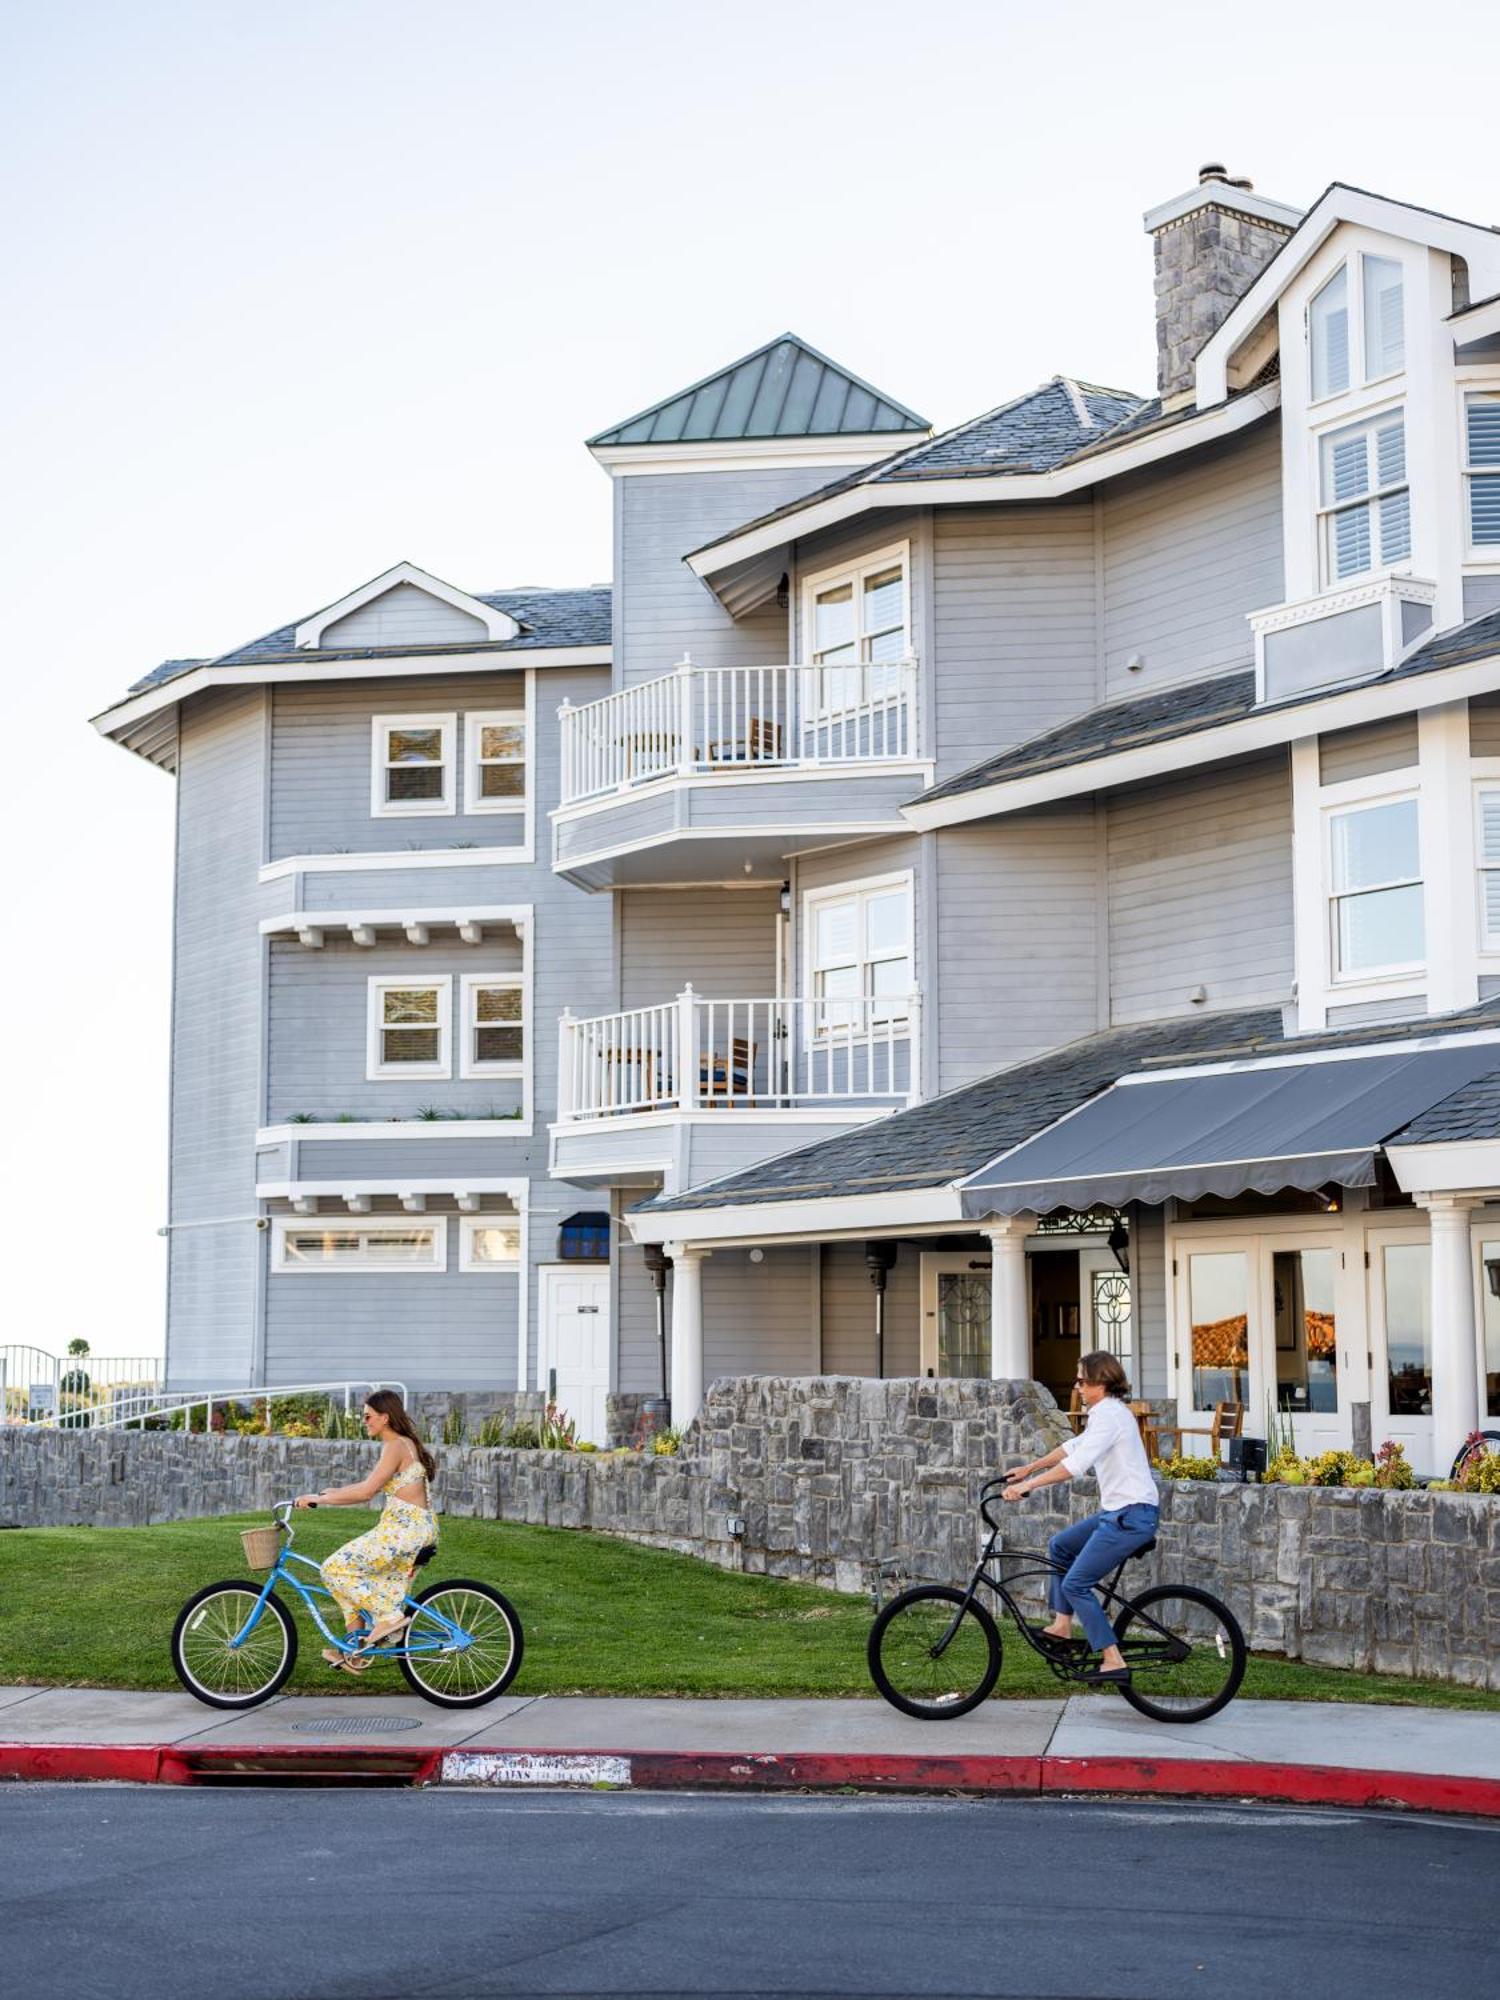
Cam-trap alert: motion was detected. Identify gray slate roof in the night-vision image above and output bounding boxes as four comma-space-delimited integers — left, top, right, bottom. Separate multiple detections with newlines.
913, 603, 1500, 810
126, 586, 612, 696
638, 994, 1500, 1215
1387, 1067, 1500, 1145
588, 335, 928, 448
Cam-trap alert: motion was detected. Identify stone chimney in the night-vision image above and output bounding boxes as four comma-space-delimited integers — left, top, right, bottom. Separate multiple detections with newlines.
1145, 164, 1302, 406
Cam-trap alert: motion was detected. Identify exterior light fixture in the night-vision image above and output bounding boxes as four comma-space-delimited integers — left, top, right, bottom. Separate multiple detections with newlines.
1486, 1256, 1500, 1300
1107, 1217, 1130, 1273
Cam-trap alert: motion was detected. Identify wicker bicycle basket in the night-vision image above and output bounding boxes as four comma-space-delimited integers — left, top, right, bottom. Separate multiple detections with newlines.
240, 1525, 282, 1571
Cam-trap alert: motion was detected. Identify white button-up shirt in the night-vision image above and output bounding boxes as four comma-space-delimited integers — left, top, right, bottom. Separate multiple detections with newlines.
1062, 1394, 1159, 1511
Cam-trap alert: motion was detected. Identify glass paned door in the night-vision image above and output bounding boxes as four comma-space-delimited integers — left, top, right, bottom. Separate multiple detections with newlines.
1184, 1251, 1251, 1413
1368, 1231, 1434, 1475
919, 1253, 993, 1379
1273, 1249, 1338, 1415
1478, 1237, 1500, 1419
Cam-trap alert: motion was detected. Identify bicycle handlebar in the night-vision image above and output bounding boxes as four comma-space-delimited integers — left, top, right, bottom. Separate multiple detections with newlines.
272, 1498, 315, 1532
979, 1476, 1016, 1531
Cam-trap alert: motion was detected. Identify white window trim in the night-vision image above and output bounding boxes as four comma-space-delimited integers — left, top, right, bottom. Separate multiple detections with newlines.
1359, 253, 1406, 389
370, 712, 456, 819
270, 1213, 449, 1275
1324, 786, 1425, 985
799, 541, 912, 689
1462, 385, 1500, 564
463, 709, 527, 816
460, 971, 526, 1080
366, 974, 453, 1081
459, 1213, 523, 1273
800, 867, 915, 1045
1314, 403, 1409, 589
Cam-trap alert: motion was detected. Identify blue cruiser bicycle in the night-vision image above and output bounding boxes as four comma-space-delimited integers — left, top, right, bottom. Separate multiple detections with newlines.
170, 1500, 523, 1711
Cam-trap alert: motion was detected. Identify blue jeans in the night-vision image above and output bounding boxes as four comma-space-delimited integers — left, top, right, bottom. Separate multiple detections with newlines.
1047, 1505, 1160, 1653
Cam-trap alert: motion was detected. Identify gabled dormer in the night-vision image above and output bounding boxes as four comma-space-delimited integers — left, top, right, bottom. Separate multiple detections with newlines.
1192, 186, 1500, 704
295, 561, 520, 651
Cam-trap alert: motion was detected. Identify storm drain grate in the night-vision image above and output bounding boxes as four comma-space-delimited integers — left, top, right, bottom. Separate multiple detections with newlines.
286, 1714, 424, 1737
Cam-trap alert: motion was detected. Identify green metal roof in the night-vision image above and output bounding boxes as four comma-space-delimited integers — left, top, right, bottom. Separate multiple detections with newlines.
588, 334, 928, 447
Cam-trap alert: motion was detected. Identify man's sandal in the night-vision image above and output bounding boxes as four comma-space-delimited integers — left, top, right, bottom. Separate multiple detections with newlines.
1080, 1665, 1133, 1687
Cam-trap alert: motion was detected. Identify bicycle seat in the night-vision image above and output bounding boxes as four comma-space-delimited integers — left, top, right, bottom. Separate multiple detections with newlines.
1129, 1537, 1157, 1559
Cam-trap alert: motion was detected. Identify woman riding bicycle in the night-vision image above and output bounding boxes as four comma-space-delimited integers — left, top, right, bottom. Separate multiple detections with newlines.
1002, 1350, 1158, 1688
294, 1388, 437, 1672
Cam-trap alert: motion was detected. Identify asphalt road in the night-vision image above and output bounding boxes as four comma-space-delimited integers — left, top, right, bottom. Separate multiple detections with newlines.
3, 1787, 1492, 1999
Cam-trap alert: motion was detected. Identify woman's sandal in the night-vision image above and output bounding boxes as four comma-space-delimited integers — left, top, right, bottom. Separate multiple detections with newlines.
1080, 1665, 1133, 1687
1031, 1627, 1087, 1656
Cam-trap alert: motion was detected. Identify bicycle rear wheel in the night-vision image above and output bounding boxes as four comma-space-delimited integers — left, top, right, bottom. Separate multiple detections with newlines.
171, 1580, 298, 1709
867, 1585, 1001, 1719
399, 1579, 523, 1708
1115, 1583, 1245, 1723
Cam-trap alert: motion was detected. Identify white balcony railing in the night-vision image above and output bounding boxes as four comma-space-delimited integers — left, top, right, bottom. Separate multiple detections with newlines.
557, 989, 922, 1121
558, 657, 921, 806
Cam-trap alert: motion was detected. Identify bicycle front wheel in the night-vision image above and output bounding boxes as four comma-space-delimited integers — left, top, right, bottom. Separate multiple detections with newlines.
171, 1580, 298, 1709
1115, 1584, 1245, 1723
867, 1585, 1001, 1719
399, 1579, 523, 1708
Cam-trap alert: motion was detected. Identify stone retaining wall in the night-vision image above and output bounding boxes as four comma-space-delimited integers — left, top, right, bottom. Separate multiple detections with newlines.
4, 1376, 1497, 1690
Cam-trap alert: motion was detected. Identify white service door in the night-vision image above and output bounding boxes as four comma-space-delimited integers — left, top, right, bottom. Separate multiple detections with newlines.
541, 1267, 610, 1446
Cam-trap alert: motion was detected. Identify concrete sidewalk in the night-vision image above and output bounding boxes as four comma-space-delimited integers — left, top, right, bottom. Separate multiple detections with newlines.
3, 1683, 1500, 1813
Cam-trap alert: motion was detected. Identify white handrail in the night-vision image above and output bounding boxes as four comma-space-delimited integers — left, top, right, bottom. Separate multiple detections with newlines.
558, 992, 921, 1120
1, 1347, 164, 1427
559, 658, 921, 805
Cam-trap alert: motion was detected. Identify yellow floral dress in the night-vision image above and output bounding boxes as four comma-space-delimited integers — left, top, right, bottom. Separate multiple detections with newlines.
321, 1453, 437, 1625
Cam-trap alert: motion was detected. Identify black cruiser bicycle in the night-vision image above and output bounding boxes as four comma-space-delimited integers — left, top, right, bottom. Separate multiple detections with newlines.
868, 1478, 1246, 1725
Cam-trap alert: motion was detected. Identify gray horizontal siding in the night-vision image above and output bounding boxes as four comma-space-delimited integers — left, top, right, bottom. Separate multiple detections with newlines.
288, 1138, 530, 1179
1318, 714, 1419, 783
166, 688, 267, 1388
1101, 421, 1282, 700
684, 1116, 884, 1190
267, 936, 523, 1124
932, 502, 1098, 782
270, 672, 529, 859
1129, 1204, 1168, 1401
701, 1246, 818, 1379
555, 789, 675, 864
321, 581, 490, 650
620, 887, 778, 1005
1324, 994, 1427, 1027
1470, 693, 1500, 758
819, 1241, 920, 1376
265, 1255, 519, 1391
684, 771, 914, 829
298, 866, 531, 911
935, 810, 1102, 1093
1106, 750, 1294, 1024
616, 1228, 666, 1396
617, 467, 848, 683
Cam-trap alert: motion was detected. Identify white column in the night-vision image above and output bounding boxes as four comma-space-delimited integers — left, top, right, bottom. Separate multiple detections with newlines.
983, 1218, 1032, 1381
665, 1242, 710, 1425
1421, 1195, 1480, 1472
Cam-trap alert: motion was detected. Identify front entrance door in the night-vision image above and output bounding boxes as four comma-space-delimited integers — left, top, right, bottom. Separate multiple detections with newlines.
919, 1253, 991, 1378
1172, 1230, 1351, 1459
539, 1265, 610, 1445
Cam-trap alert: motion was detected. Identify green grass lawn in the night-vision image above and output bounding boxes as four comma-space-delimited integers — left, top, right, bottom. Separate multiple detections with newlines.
2, 1511, 1495, 1709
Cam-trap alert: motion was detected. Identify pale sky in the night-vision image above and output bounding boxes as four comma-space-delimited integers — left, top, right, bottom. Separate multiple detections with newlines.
3, 0, 1496, 1359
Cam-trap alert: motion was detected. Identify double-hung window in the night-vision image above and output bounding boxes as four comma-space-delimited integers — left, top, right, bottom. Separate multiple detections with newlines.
1328, 797, 1423, 979
1309, 258, 1404, 399
367, 976, 452, 1079
808, 877, 913, 1031
371, 714, 455, 816
1320, 413, 1410, 583
1466, 392, 1500, 550
460, 974, 525, 1077
465, 712, 526, 811
805, 547, 909, 712
273, 1215, 447, 1273
1476, 789, 1500, 951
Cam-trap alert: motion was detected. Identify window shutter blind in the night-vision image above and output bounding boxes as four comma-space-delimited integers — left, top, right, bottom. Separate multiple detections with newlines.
1378, 489, 1411, 565
1469, 398, 1500, 546
1480, 792, 1500, 866
1327, 432, 1369, 502
1375, 420, 1405, 489
1363, 257, 1405, 377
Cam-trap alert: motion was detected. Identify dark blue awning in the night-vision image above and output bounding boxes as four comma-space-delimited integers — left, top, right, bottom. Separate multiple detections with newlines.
959, 1042, 1500, 1217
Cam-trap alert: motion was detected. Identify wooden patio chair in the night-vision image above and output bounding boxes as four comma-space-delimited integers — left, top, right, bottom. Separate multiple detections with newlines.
704, 716, 784, 766
1153, 1400, 1243, 1465
699, 1038, 755, 1102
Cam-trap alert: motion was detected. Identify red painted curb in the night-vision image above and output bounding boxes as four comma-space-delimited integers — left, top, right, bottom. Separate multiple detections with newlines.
3, 1739, 1497, 1817
1039, 1754, 1500, 1819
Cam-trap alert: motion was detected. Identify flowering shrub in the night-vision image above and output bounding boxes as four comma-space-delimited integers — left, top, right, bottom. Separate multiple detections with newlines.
1154, 1452, 1219, 1481
651, 1427, 684, 1457
1264, 1439, 1419, 1489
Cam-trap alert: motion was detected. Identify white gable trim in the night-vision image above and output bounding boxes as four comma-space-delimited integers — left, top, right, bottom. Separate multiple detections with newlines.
295, 563, 519, 649
591, 434, 920, 477
1196, 188, 1500, 410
